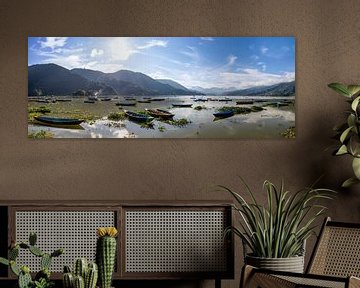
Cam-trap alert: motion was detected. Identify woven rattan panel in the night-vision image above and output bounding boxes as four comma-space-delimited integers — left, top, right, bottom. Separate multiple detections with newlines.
15, 211, 115, 272
125, 210, 227, 273
310, 226, 360, 277
277, 275, 345, 288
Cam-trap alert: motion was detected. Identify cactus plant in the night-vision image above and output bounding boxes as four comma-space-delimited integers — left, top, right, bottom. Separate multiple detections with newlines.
19, 267, 32, 288
73, 275, 85, 288
0, 232, 63, 288
74, 258, 88, 279
96, 227, 118, 288
85, 262, 98, 288
63, 259, 98, 288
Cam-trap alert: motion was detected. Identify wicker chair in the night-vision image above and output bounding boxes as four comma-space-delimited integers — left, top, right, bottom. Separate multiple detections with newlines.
241, 217, 360, 288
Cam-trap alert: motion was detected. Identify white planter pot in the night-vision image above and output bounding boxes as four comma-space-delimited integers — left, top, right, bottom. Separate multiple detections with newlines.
245, 254, 305, 273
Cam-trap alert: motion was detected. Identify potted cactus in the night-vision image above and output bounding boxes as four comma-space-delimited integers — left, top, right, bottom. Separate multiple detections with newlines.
96, 227, 118, 288
0, 232, 64, 288
62, 258, 98, 288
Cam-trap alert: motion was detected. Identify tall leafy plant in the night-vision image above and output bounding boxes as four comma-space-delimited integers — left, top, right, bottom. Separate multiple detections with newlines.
328, 83, 360, 187
221, 180, 334, 258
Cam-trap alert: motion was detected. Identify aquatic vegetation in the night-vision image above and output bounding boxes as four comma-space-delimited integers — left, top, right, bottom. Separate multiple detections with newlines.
218, 106, 252, 114
107, 112, 126, 121
28, 106, 51, 114
164, 118, 190, 127
194, 105, 206, 111
281, 126, 295, 139
158, 126, 166, 132
28, 130, 54, 139
250, 106, 264, 112
140, 122, 154, 129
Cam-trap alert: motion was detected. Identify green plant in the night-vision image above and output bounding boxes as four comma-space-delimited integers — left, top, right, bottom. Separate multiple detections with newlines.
96, 227, 118, 288
221, 179, 334, 258
62, 259, 98, 288
0, 232, 63, 288
328, 83, 360, 187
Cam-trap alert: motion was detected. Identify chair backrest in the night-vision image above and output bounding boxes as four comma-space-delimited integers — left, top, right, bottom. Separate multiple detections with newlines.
307, 217, 360, 277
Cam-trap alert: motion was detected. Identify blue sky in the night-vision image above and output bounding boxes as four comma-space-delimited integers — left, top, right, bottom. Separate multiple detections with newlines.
28, 37, 295, 89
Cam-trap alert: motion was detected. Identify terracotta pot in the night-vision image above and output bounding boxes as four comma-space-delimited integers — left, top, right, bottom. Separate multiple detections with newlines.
245, 254, 304, 273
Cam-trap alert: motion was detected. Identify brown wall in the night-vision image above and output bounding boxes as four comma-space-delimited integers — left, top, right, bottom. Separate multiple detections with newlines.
1, 0, 360, 287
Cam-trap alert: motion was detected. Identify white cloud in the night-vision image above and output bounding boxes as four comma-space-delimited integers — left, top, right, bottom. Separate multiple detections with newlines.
39, 37, 68, 50
250, 55, 259, 60
261, 46, 269, 54
137, 40, 167, 50
42, 54, 82, 69
86, 62, 124, 73
200, 37, 214, 41
256, 62, 266, 71
218, 68, 294, 89
108, 37, 138, 61
227, 55, 237, 66
181, 46, 199, 61
90, 48, 104, 57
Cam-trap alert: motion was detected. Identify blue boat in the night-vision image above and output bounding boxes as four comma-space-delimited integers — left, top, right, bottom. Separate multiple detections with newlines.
124, 110, 154, 123
34, 116, 84, 126
213, 110, 234, 119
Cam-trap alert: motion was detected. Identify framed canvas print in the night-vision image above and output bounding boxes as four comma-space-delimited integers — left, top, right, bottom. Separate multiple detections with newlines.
28, 37, 295, 139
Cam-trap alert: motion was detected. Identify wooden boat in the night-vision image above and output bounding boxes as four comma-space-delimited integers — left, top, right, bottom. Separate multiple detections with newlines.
124, 110, 153, 122
100, 98, 111, 101
236, 100, 254, 105
146, 109, 174, 120
218, 98, 233, 102
84, 100, 95, 104
124, 97, 135, 101
34, 116, 84, 126
194, 98, 208, 102
56, 98, 72, 102
172, 103, 192, 108
213, 110, 234, 119
150, 98, 165, 101
137, 99, 151, 103
116, 101, 137, 106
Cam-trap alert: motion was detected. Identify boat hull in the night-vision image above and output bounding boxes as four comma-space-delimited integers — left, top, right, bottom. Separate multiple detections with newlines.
146, 109, 174, 120
125, 111, 153, 123
34, 116, 84, 126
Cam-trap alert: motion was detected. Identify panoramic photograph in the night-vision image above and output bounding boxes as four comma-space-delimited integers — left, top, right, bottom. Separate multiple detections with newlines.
28, 37, 295, 139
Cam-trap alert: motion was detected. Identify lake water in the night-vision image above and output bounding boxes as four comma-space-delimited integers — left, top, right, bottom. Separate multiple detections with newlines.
28, 95, 295, 139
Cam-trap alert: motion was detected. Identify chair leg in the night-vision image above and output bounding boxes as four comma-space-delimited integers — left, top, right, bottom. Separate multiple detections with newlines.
215, 278, 221, 288
240, 265, 255, 288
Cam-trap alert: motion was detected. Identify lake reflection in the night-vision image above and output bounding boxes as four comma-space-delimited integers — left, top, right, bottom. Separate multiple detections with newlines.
28, 95, 295, 139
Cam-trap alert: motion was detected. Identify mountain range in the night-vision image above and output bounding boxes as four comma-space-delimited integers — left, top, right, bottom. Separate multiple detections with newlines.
224, 81, 295, 96
28, 64, 199, 96
28, 63, 295, 97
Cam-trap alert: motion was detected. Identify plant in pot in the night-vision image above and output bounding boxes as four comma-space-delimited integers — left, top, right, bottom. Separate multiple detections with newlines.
221, 179, 334, 273
328, 83, 360, 187
0, 232, 64, 288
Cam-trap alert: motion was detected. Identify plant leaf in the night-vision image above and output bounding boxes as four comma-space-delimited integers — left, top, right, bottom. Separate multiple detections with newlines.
347, 85, 360, 97
342, 177, 360, 188
352, 157, 360, 179
336, 145, 348, 155
340, 126, 353, 143
328, 83, 350, 97
351, 96, 360, 111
